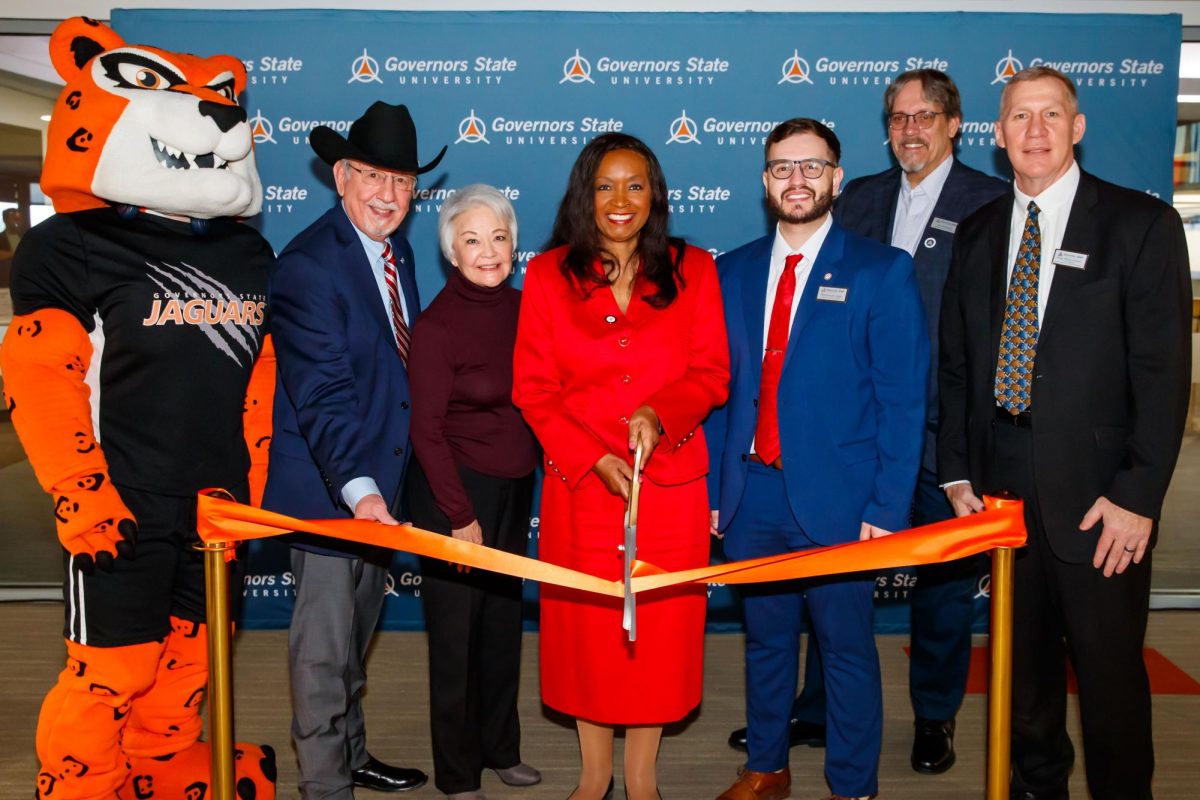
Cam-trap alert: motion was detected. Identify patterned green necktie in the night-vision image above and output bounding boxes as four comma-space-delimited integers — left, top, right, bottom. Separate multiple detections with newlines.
995, 201, 1041, 413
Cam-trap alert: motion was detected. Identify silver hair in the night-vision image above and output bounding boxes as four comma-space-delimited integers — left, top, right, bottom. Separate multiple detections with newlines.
438, 184, 518, 263
999, 66, 1079, 117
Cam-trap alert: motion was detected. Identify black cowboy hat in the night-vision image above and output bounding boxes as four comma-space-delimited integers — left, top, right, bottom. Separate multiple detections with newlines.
310, 101, 446, 175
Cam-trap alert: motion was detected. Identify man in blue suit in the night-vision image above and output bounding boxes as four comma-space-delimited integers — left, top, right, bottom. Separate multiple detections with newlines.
709, 118, 928, 800
263, 102, 444, 799
734, 70, 1008, 776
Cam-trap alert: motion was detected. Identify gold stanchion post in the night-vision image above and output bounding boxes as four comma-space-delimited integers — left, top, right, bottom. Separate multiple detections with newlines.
200, 541, 236, 800
986, 546, 1016, 800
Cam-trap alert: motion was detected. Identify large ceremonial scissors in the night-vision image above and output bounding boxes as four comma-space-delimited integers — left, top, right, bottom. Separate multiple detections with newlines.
621, 442, 644, 641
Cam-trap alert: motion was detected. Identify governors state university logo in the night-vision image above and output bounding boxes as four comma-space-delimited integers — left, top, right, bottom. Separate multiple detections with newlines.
348, 48, 383, 84
456, 110, 489, 144
561, 49, 594, 84
779, 51, 813, 85
666, 110, 701, 145
249, 111, 275, 145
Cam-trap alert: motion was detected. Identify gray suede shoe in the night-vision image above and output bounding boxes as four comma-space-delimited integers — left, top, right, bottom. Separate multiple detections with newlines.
447, 791, 486, 800
492, 763, 543, 786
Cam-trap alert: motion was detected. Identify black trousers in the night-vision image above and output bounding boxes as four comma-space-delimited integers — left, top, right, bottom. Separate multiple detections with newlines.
988, 422, 1154, 800
405, 460, 534, 794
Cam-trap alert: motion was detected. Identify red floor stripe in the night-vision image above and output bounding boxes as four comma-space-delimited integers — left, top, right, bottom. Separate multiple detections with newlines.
901, 646, 1200, 695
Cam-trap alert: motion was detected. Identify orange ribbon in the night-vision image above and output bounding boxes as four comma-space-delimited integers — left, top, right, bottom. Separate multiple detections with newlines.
197, 492, 1026, 598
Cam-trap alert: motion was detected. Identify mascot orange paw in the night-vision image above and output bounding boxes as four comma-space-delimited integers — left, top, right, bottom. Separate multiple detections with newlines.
121, 741, 276, 800
60, 509, 138, 575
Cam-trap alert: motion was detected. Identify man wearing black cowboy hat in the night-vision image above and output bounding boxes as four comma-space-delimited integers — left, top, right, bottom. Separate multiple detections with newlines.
263, 101, 446, 799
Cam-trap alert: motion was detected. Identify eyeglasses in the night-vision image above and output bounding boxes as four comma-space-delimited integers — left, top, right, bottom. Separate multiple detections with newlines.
345, 162, 417, 192
886, 110, 947, 130
765, 159, 837, 180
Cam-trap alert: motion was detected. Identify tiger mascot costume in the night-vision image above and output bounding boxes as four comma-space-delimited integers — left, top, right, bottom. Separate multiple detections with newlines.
1, 17, 276, 799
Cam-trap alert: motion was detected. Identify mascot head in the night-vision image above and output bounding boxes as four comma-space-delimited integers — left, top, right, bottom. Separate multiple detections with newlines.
43, 17, 262, 219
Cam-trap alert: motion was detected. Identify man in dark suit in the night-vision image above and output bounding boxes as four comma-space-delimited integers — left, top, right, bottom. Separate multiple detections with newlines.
0, 207, 21, 251
264, 102, 445, 799
939, 67, 1190, 800
731, 69, 1007, 774
0, 207, 24, 284
708, 118, 928, 800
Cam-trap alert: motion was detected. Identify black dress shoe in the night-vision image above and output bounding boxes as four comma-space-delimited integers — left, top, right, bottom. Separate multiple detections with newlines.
351, 755, 427, 792
911, 718, 956, 774
1011, 791, 1069, 800
727, 718, 827, 751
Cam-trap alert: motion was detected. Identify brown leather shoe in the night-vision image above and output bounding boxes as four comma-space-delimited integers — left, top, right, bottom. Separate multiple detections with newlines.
715, 766, 791, 800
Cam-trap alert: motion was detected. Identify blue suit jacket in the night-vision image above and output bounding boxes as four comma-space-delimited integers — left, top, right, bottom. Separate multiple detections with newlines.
705, 221, 928, 544
835, 160, 1007, 471
263, 203, 419, 557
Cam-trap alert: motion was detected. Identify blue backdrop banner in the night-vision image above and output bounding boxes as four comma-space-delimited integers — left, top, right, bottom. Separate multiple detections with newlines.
112, 9, 1179, 632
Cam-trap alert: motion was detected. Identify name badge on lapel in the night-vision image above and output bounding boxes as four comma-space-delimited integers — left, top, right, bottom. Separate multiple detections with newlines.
1052, 249, 1088, 269
930, 217, 958, 234
817, 286, 848, 303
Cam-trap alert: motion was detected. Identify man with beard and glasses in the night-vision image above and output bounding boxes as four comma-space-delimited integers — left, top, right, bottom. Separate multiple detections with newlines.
707, 118, 928, 800
730, 69, 1008, 776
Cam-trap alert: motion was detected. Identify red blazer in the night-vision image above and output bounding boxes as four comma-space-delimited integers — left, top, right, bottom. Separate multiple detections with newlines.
513, 244, 729, 489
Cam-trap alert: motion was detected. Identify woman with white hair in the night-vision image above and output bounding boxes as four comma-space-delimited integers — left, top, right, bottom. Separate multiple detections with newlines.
405, 184, 540, 800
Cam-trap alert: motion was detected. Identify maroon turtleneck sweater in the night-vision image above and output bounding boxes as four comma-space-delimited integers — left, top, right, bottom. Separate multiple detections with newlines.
408, 268, 539, 527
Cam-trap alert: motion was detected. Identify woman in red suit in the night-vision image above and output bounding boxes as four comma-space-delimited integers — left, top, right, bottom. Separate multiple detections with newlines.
513, 133, 729, 800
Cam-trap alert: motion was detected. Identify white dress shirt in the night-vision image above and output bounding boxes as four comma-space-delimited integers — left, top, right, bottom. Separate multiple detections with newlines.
346, 205, 412, 339
751, 214, 833, 454
890, 155, 954, 256
341, 205, 413, 512
762, 214, 833, 347
1007, 161, 1081, 326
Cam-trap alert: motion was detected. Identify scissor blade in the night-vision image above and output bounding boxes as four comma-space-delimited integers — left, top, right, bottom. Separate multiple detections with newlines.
622, 522, 637, 641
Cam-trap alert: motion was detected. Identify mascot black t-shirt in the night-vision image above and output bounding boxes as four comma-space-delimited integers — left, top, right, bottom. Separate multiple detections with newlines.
12, 207, 273, 496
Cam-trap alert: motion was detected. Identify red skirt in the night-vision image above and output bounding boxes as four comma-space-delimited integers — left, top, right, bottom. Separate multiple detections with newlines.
538, 472, 709, 724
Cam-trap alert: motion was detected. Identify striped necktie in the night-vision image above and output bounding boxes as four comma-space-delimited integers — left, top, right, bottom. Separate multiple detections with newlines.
995, 201, 1041, 413
381, 241, 411, 366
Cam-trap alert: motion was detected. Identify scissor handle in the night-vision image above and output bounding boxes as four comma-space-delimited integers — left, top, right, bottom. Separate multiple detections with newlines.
628, 442, 644, 528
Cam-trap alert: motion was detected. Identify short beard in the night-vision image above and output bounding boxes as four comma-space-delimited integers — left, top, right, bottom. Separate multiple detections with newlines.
361, 203, 402, 239
767, 188, 833, 225
362, 218, 400, 238
895, 141, 930, 176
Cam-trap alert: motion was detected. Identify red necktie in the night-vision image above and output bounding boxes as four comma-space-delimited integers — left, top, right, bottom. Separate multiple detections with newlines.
754, 253, 802, 465
381, 241, 411, 366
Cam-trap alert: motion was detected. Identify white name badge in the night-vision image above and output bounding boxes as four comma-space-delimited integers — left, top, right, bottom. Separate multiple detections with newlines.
930, 217, 958, 234
817, 286, 848, 303
1052, 249, 1088, 269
